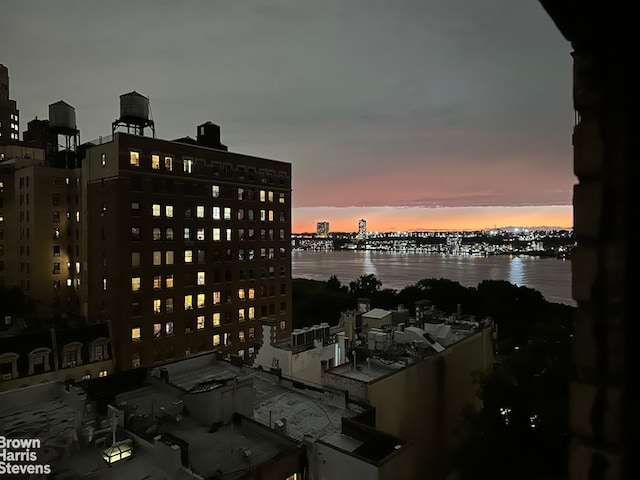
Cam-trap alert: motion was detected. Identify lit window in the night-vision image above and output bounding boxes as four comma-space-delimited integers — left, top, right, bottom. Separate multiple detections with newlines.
196, 205, 205, 218
166, 298, 174, 313
153, 275, 162, 290
165, 205, 174, 218
184, 250, 193, 263
197, 271, 205, 285
212, 185, 220, 197
237, 188, 244, 200
103, 278, 107, 290
183, 158, 193, 173
238, 288, 245, 300
153, 251, 162, 266
260, 210, 266, 221
248, 307, 255, 319
165, 156, 173, 171
223, 207, 231, 220
238, 309, 245, 322
83, 373, 92, 380
226, 229, 232, 241
268, 210, 274, 221
101, 153, 106, 167
249, 327, 255, 339
197, 228, 205, 241
212, 228, 221, 241
197, 316, 205, 330
280, 320, 286, 331
248, 288, 255, 299
66, 278, 72, 287
130, 151, 140, 167
153, 228, 161, 240
166, 322, 174, 335
152, 204, 161, 217
260, 190, 266, 202
165, 274, 174, 289
213, 291, 221, 305
213, 313, 221, 326
184, 227, 191, 240
166, 227, 174, 240
268, 191, 274, 202
239, 330, 245, 342
223, 332, 231, 346
99, 370, 108, 378
184, 295, 193, 310
131, 277, 141, 291
153, 323, 161, 338
152, 154, 160, 169
131, 327, 141, 342
213, 334, 221, 346
166, 251, 174, 265
279, 193, 285, 204
197, 293, 205, 308
212, 206, 221, 220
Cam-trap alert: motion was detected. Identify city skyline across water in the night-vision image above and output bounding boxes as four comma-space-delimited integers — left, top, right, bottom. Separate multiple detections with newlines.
292, 250, 574, 306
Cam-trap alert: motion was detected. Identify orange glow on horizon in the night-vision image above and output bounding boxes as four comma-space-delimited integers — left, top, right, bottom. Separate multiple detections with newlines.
292, 206, 573, 233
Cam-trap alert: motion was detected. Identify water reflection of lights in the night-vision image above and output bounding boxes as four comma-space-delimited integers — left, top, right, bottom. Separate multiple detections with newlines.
363, 250, 377, 276
509, 256, 524, 286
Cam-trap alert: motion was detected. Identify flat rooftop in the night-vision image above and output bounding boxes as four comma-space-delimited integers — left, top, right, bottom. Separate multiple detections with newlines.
329, 357, 406, 383
252, 370, 363, 441
116, 374, 296, 478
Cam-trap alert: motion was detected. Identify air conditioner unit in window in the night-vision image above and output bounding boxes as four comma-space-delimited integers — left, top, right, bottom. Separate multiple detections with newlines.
2, 373, 12, 381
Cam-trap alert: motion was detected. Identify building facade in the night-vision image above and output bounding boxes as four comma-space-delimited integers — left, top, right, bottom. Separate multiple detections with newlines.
0, 64, 20, 145
82, 131, 292, 371
0, 145, 84, 318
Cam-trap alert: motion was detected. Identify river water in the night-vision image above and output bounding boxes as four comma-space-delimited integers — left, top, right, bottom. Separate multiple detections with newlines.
291, 250, 574, 306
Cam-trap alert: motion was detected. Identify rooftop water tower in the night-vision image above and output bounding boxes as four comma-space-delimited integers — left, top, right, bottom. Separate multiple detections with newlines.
112, 91, 155, 137
48, 100, 80, 168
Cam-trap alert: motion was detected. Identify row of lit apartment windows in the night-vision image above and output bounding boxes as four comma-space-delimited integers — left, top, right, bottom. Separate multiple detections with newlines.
131, 325, 259, 344
126, 176, 288, 203
130, 297, 286, 319
130, 247, 286, 268
118, 266, 286, 290
131, 226, 287, 243
129, 280, 285, 298
147, 203, 286, 223
145, 226, 287, 242
53, 278, 80, 289
127, 152, 288, 193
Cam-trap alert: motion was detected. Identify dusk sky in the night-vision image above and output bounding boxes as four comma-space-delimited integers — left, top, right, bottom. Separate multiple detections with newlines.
2, 1, 574, 232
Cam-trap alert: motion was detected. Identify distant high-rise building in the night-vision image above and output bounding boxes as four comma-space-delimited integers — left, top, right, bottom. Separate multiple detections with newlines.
316, 221, 329, 237
357, 218, 367, 239
0, 64, 20, 145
